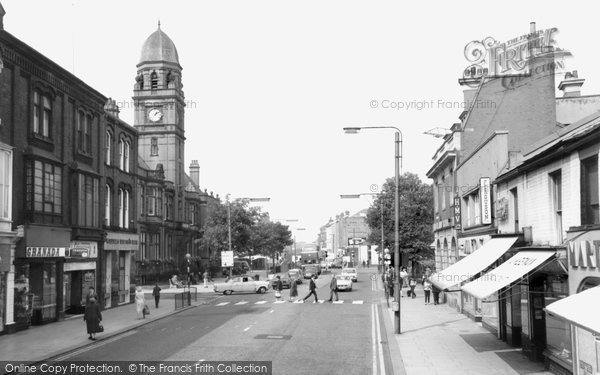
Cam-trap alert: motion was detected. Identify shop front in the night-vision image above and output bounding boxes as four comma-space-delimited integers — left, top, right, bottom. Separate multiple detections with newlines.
63, 241, 98, 315
544, 229, 600, 375
104, 232, 138, 309
13, 225, 71, 330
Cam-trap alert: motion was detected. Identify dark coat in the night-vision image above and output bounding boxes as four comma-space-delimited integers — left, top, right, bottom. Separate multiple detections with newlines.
289, 280, 298, 297
84, 302, 102, 334
275, 279, 283, 292
309, 279, 317, 292
330, 276, 338, 291
152, 285, 161, 297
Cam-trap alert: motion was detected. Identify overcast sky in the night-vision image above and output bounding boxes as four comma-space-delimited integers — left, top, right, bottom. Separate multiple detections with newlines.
4, 0, 600, 242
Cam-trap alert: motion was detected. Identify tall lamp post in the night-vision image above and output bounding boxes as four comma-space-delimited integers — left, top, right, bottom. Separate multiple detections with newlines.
226, 195, 271, 278
340, 192, 385, 271
343, 126, 403, 334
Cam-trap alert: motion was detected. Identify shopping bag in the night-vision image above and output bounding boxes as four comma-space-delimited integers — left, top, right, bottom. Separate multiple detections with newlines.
143, 305, 150, 315
98, 323, 104, 332
275, 291, 282, 298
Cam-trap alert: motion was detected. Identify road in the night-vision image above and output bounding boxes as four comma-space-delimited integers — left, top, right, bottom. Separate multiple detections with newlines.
55, 268, 394, 375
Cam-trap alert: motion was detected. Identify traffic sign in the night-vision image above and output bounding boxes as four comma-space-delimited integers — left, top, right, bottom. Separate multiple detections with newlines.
221, 251, 234, 267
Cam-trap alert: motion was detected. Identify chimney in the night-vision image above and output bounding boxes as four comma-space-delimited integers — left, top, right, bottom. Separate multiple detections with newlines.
189, 160, 200, 187
0, 1, 5, 30
558, 71, 585, 97
104, 98, 120, 118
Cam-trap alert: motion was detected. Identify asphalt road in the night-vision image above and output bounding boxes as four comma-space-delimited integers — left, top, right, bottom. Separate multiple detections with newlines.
58, 267, 393, 375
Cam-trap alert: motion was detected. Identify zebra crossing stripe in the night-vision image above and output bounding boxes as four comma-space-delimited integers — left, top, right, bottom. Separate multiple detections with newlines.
216, 302, 229, 306
234, 301, 249, 305
333, 300, 344, 304
255, 301, 267, 304
352, 300, 364, 304
273, 301, 286, 304
293, 300, 304, 303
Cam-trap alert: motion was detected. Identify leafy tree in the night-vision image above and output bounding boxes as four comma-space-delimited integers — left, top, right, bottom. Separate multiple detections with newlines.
366, 173, 434, 265
250, 220, 294, 270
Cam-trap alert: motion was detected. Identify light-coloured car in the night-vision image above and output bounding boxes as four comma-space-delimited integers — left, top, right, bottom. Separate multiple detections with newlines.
213, 276, 270, 295
335, 275, 353, 291
342, 268, 358, 282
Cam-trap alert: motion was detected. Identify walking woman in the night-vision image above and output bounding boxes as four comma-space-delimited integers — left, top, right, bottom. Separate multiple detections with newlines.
289, 278, 298, 302
274, 276, 283, 301
83, 297, 102, 340
135, 286, 146, 319
423, 279, 432, 305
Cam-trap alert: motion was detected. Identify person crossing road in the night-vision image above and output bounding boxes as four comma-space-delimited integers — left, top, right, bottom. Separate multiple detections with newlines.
327, 273, 338, 302
302, 275, 319, 303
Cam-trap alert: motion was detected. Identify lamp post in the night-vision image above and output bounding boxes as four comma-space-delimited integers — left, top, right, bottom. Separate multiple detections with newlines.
226, 195, 271, 278
340, 192, 385, 271
343, 126, 403, 334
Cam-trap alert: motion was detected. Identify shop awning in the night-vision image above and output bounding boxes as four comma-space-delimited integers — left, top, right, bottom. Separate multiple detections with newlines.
461, 250, 556, 299
545, 286, 600, 335
428, 237, 518, 291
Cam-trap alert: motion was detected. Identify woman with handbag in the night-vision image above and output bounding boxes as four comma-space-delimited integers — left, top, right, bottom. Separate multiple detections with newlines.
135, 286, 146, 319
274, 276, 283, 301
83, 297, 102, 340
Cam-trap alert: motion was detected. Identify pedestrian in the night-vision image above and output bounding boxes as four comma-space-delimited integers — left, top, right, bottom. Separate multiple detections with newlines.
135, 286, 146, 319
152, 283, 161, 308
274, 275, 283, 301
83, 297, 102, 340
423, 279, 432, 305
409, 278, 417, 299
203, 270, 209, 288
289, 278, 298, 302
362, 260, 366, 268
327, 274, 338, 302
84, 286, 98, 305
432, 284, 441, 305
302, 275, 319, 303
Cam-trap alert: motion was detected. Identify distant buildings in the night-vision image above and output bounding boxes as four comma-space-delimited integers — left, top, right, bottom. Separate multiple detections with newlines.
319, 210, 370, 263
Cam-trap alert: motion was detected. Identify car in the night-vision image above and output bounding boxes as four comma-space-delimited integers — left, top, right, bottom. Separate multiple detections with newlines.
335, 275, 353, 291
213, 275, 270, 295
287, 269, 303, 284
341, 268, 358, 282
302, 264, 321, 279
270, 276, 293, 289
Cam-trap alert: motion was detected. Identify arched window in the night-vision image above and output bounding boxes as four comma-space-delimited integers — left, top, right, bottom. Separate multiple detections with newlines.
32, 90, 52, 137
105, 131, 112, 165
105, 184, 111, 226
119, 138, 130, 172
150, 71, 158, 90
118, 188, 129, 229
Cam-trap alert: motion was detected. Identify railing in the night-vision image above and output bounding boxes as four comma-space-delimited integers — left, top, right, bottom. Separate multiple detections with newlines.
174, 287, 197, 310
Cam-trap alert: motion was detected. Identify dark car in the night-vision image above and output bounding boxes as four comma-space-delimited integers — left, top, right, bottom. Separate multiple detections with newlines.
270, 276, 292, 289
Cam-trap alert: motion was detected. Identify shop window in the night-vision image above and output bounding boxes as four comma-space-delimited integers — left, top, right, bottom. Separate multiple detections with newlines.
77, 174, 99, 227
580, 156, 599, 225
26, 160, 62, 214
545, 314, 572, 366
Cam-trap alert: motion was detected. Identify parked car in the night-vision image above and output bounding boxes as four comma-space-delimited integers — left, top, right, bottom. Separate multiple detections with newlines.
213, 275, 269, 295
288, 269, 303, 284
270, 276, 292, 289
335, 275, 353, 291
341, 268, 358, 282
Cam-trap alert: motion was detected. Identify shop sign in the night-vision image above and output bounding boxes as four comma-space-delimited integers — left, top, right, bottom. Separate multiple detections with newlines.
480, 178, 492, 224
568, 240, 599, 270
68, 241, 98, 259
26, 247, 66, 257
454, 196, 462, 230
105, 232, 139, 251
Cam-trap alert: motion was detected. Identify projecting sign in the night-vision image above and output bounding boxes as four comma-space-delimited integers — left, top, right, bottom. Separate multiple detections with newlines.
348, 238, 366, 246
480, 177, 492, 224
221, 251, 234, 267
26, 247, 66, 258
454, 196, 462, 230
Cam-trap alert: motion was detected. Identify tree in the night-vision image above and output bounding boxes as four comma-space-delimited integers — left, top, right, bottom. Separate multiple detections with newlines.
250, 220, 293, 271
366, 173, 434, 266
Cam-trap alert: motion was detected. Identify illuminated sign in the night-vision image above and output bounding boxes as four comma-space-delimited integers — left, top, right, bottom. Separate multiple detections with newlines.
26, 247, 66, 258
454, 196, 462, 230
568, 241, 599, 270
480, 178, 492, 224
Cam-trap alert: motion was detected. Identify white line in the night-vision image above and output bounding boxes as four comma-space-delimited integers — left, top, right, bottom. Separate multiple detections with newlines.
353, 300, 364, 304
255, 301, 267, 304
371, 304, 377, 375
333, 300, 344, 304
197, 359, 206, 362
273, 301, 286, 304
216, 302, 229, 306
243, 326, 251, 332
375, 303, 386, 375
234, 301, 248, 305
269, 309, 274, 314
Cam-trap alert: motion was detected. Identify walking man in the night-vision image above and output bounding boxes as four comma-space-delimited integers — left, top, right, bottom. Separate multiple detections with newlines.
303, 275, 319, 303
203, 271, 209, 288
152, 283, 161, 308
327, 274, 338, 302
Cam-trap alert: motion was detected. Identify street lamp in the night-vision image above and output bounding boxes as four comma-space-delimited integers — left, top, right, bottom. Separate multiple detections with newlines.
343, 126, 403, 334
226, 195, 271, 278
340, 193, 385, 271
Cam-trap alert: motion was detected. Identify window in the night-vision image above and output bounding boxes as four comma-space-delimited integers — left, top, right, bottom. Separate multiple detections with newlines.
77, 174, 99, 227
441, 175, 446, 210
580, 156, 599, 225
150, 71, 158, 90
32, 90, 51, 138
105, 131, 112, 165
77, 111, 92, 154
190, 204, 197, 225
146, 187, 162, 216
105, 184, 111, 226
0, 147, 12, 220
140, 231, 147, 260
166, 194, 173, 220
151, 137, 158, 156
550, 171, 563, 244
118, 188, 130, 229
26, 160, 62, 214
119, 139, 130, 172
119, 253, 126, 291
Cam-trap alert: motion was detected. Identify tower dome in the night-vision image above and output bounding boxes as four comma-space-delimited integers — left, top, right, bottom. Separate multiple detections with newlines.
138, 23, 180, 67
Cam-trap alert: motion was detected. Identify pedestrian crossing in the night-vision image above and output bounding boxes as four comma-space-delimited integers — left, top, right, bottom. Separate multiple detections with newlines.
211, 299, 365, 307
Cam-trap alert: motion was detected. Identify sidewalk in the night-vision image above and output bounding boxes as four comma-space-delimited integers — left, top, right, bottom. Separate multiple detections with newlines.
382, 285, 552, 375
0, 289, 208, 362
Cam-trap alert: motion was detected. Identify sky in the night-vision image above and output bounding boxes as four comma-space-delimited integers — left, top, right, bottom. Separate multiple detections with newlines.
4, 0, 600, 243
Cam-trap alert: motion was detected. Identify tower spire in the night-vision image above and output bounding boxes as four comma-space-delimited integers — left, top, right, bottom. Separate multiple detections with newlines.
158, 19, 161, 29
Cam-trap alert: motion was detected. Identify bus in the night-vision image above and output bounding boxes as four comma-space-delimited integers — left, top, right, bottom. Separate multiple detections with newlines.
301, 264, 321, 279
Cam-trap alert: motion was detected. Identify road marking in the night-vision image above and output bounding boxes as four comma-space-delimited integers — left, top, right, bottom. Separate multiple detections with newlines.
353, 300, 364, 304
333, 301, 344, 304
52, 330, 138, 361
375, 303, 386, 375
244, 326, 252, 332
318, 300, 325, 304
371, 304, 377, 375
234, 301, 248, 305
269, 309, 274, 313
216, 302, 229, 306
274, 301, 286, 304
266, 335, 283, 339
255, 301, 267, 304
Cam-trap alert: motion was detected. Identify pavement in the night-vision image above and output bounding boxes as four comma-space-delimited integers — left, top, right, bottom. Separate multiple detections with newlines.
380, 283, 553, 375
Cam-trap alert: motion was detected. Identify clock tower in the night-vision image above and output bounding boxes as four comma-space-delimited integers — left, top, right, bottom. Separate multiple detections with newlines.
133, 23, 185, 186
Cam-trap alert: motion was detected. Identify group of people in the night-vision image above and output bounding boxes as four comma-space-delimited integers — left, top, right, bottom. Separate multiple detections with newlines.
272, 274, 339, 303
381, 266, 441, 305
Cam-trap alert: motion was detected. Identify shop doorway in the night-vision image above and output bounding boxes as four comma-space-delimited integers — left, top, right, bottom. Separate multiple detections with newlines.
529, 276, 547, 361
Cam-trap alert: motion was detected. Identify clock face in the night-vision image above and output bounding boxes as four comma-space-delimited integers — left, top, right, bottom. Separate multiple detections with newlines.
148, 108, 163, 122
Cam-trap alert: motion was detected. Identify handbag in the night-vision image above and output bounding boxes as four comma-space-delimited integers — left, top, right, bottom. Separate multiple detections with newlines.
143, 305, 150, 315
275, 291, 281, 298
98, 323, 104, 332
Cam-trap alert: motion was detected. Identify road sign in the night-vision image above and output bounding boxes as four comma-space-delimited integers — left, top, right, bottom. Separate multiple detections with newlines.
221, 251, 234, 267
